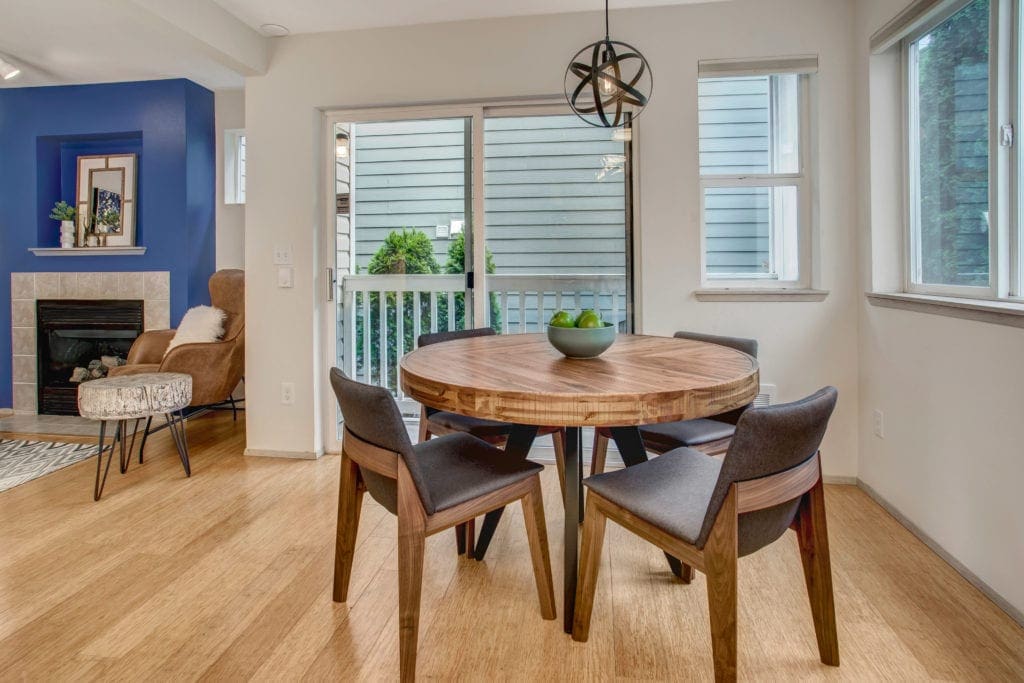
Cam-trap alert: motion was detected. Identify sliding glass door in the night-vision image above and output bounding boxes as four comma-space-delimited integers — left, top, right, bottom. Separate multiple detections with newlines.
323, 104, 633, 448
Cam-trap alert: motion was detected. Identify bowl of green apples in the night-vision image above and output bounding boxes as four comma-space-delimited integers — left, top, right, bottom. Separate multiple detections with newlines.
546, 309, 616, 359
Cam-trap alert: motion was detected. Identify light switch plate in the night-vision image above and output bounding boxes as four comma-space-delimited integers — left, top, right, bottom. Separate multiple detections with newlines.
277, 266, 294, 288
273, 244, 293, 265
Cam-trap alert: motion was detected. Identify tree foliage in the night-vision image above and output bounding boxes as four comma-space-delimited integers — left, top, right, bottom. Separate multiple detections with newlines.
915, 0, 989, 286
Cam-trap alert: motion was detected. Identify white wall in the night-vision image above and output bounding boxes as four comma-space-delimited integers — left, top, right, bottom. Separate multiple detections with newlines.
215, 89, 245, 269
854, 0, 1024, 617
243, 0, 861, 467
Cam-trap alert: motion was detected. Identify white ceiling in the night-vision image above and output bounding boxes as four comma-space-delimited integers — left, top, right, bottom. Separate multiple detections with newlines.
0, 0, 721, 89
212, 0, 722, 35
0, 0, 265, 89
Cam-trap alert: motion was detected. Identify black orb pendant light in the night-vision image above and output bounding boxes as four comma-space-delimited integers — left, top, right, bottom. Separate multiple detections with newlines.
564, 0, 653, 128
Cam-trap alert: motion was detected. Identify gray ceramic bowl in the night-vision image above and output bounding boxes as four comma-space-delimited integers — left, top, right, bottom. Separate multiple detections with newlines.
546, 322, 617, 359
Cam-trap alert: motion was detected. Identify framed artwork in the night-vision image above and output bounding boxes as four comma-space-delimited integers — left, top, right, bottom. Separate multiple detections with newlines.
76, 154, 137, 247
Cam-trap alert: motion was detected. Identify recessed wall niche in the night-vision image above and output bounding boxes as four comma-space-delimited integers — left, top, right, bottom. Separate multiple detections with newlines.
35, 131, 143, 248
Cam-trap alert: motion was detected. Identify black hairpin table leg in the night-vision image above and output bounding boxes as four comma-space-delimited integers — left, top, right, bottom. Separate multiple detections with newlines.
93, 421, 114, 501
165, 410, 191, 477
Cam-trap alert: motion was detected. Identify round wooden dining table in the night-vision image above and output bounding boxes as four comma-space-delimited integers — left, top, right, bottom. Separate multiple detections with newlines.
400, 332, 760, 632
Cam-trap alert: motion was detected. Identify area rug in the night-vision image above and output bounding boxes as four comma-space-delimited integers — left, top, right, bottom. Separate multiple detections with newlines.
0, 438, 101, 492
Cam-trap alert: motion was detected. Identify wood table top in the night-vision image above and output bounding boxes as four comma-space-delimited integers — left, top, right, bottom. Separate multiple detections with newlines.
400, 333, 759, 427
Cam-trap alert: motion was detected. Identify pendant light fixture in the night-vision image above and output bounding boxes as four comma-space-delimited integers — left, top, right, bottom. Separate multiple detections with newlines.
564, 0, 652, 127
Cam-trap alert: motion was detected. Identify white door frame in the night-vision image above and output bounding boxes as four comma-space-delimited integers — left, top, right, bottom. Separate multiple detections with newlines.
318, 99, 638, 452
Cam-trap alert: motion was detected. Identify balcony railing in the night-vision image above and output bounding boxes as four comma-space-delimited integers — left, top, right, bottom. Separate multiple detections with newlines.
339, 273, 628, 407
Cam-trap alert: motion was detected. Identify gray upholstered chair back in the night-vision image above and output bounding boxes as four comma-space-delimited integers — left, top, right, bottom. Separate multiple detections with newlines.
330, 368, 435, 514
695, 386, 838, 557
416, 328, 496, 417
674, 330, 758, 425
418, 327, 496, 348
673, 330, 758, 359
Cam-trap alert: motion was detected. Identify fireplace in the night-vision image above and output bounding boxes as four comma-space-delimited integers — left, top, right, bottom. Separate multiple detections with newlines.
36, 300, 144, 415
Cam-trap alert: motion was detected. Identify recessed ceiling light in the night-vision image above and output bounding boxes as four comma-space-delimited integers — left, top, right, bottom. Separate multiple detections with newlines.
259, 23, 290, 37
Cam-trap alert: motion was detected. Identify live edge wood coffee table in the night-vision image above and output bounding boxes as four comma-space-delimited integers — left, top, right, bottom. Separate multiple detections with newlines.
77, 372, 193, 501
400, 333, 759, 632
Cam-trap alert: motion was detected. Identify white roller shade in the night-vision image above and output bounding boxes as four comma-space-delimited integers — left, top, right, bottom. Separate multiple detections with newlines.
870, 0, 962, 53
697, 55, 818, 79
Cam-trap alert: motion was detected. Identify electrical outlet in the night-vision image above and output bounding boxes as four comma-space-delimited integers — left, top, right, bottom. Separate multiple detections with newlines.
273, 244, 293, 265
281, 382, 295, 405
277, 266, 294, 288
873, 409, 884, 438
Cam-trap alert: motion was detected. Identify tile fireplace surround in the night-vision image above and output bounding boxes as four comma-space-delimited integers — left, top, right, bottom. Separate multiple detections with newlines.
10, 272, 170, 414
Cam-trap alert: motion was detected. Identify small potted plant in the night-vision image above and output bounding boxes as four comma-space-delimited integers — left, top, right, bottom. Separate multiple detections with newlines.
48, 201, 77, 248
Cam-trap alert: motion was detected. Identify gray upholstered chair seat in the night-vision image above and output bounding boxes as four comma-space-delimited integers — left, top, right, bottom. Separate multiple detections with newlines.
427, 410, 515, 439
638, 418, 736, 451
417, 433, 542, 512
584, 447, 722, 545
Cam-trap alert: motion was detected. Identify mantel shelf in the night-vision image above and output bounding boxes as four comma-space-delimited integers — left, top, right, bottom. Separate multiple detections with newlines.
29, 246, 147, 257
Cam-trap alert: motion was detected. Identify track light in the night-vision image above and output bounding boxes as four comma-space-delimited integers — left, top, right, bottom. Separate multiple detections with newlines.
0, 58, 21, 80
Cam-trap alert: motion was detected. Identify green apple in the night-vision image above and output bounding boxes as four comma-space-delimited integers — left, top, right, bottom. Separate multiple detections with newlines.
549, 310, 576, 328
576, 310, 603, 328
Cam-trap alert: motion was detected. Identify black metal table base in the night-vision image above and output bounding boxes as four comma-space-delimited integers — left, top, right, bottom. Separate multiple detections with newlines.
469, 423, 687, 633
92, 410, 191, 501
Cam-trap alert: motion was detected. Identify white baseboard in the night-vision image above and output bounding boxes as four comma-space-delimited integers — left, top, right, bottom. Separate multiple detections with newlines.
822, 475, 858, 485
857, 478, 1024, 628
243, 448, 321, 460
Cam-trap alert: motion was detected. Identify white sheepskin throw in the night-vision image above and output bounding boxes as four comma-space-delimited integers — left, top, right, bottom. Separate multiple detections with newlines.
165, 305, 227, 356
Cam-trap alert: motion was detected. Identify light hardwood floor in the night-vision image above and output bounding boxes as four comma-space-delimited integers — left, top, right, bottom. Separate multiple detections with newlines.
1, 413, 1022, 681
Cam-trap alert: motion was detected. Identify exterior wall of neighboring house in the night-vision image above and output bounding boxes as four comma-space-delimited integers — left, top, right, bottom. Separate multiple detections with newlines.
345, 115, 627, 276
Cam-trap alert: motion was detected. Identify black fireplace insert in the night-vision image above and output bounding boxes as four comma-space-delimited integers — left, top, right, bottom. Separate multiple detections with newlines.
37, 299, 144, 415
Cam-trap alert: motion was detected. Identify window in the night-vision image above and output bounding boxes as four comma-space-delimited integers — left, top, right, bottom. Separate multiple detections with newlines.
903, 0, 1023, 300
225, 129, 246, 204
698, 65, 813, 286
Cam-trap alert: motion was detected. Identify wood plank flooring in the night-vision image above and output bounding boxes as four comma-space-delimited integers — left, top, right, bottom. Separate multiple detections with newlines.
0, 413, 1022, 681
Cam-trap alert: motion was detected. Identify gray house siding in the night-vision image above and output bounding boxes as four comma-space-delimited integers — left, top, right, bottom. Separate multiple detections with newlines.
350, 115, 626, 275
699, 76, 773, 275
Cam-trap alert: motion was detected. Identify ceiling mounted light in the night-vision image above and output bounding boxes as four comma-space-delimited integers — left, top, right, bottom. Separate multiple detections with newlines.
564, 0, 652, 128
258, 23, 290, 37
0, 58, 21, 81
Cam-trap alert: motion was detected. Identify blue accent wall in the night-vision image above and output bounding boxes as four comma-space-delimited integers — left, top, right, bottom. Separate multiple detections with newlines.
0, 79, 216, 407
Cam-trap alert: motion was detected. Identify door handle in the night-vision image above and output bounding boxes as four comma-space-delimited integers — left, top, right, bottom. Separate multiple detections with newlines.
326, 267, 335, 302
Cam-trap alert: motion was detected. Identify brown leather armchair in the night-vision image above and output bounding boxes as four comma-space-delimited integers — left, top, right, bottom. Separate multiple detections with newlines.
108, 269, 245, 409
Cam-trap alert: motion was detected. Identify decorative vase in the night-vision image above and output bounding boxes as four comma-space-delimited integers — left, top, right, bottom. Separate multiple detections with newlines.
86, 234, 99, 247
59, 221, 75, 249
98, 233, 107, 247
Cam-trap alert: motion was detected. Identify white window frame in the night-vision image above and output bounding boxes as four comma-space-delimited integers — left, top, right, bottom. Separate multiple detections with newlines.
225, 129, 246, 205
901, 0, 1024, 301
697, 67, 815, 289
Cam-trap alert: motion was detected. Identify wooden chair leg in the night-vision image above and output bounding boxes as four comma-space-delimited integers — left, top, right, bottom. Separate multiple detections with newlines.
417, 406, 431, 443
703, 487, 739, 682
552, 428, 567, 505
591, 430, 609, 476
464, 517, 476, 559
679, 563, 695, 584
397, 469, 427, 683
572, 494, 607, 642
333, 451, 363, 602
521, 477, 557, 620
796, 478, 840, 666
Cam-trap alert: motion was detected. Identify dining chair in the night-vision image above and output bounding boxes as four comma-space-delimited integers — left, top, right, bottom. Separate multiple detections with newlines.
417, 327, 568, 556
573, 387, 839, 682
590, 330, 758, 475
330, 369, 556, 683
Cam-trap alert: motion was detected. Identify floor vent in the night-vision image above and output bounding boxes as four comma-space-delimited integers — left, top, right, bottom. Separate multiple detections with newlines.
754, 383, 777, 407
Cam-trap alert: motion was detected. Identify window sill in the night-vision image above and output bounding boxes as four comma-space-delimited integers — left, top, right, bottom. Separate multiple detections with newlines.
694, 288, 829, 302
866, 292, 1024, 329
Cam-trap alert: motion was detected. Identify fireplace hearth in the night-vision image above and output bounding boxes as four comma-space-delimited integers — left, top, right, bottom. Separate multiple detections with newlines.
36, 300, 144, 415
